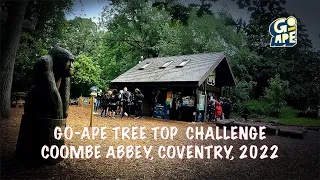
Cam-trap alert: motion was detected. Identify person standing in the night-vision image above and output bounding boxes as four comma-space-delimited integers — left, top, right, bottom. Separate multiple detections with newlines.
150, 90, 156, 116
207, 99, 214, 122
215, 101, 222, 121
108, 90, 119, 119
101, 91, 111, 117
134, 88, 144, 119
223, 98, 232, 119
127, 91, 135, 118
94, 89, 102, 115
121, 87, 132, 119
118, 90, 124, 115
219, 97, 225, 120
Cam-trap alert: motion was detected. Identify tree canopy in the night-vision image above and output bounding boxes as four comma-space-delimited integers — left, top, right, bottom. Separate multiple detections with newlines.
3, 0, 319, 119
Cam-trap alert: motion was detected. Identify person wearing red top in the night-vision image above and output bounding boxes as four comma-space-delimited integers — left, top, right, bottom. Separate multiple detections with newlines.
215, 101, 223, 121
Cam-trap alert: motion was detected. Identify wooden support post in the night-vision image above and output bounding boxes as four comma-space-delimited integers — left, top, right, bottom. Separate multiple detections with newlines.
79, 95, 83, 106
90, 96, 94, 127
204, 82, 207, 122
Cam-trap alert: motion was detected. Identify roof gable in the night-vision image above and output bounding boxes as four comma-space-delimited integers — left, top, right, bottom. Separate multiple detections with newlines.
111, 52, 230, 84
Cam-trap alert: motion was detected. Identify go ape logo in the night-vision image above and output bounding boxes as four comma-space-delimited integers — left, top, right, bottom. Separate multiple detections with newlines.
269, 16, 297, 47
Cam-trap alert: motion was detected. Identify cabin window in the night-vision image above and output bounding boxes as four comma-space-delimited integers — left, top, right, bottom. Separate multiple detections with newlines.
138, 62, 152, 70
159, 61, 173, 69
176, 59, 190, 67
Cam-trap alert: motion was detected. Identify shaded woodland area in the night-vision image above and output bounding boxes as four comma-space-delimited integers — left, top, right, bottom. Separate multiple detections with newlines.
1, 0, 319, 120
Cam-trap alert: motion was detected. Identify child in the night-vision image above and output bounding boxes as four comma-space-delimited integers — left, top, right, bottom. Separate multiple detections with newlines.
215, 101, 222, 121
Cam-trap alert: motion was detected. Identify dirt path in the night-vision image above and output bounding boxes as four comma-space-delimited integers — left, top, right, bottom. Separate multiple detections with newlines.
1, 106, 319, 180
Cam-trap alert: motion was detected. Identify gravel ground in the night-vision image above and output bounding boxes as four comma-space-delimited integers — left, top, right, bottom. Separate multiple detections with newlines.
1, 106, 319, 180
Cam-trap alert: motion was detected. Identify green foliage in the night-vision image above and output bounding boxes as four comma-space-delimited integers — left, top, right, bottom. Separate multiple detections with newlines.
264, 74, 289, 111
239, 100, 297, 118
61, 17, 99, 56
279, 106, 297, 119
156, 8, 262, 108
71, 54, 102, 97
151, 0, 218, 25
232, 80, 256, 101
10, 0, 74, 92
101, 0, 170, 58
235, 0, 319, 109
57, 17, 108, 95
13, 32, 51, 91
72, 54, 101, 85
157, 9, 248, 56
96, 0, 171, 88
228, 48, 261, 82
29, 0, 74, 40
241, 100, 272, 118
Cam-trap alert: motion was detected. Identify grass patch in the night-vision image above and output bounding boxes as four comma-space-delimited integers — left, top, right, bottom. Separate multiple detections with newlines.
242, 100, 272, 117
279, 106, 297, 119
233, 101, 319, 126
264, 117, 320, 126
238, 100, 300, 119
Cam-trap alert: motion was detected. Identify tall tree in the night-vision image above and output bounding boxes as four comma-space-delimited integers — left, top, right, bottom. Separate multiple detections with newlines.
102, 0, 167, 58
0, 1, 29, 120
233, 0, 319, 109
96, 0, 172, 86
61, 17, 99, 56
58, 17, 103, 96
0, 0, 74, 119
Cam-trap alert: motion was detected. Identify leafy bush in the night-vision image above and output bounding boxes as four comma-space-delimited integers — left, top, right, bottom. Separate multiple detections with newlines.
71, 54, 102, 97
237, 100, 297, 118
241, 100, 272, 118
279, 106, 297, 119
231, 80, 256, 104
264, 74, 289, 112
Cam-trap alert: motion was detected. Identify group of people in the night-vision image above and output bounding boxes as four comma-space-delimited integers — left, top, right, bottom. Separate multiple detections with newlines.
94, 87, 144, 119
93, 88, 232, 121
206, 97, 232, 122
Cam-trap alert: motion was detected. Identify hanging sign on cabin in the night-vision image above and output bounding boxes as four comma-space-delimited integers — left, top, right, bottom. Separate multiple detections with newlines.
207, 70, 216, 86
182, 96, 195, 107
166, 91, 172, 105
197, 94, 205, 111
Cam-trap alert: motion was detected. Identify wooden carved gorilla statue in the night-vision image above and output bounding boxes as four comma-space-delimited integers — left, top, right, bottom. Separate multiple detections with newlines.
16, 47, 74, 166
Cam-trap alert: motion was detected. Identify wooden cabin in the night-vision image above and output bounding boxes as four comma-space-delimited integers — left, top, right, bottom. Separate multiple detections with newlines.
110, 52, 236, 121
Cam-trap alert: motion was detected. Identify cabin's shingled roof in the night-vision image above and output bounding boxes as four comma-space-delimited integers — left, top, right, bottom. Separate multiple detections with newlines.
111, 52, 235, 86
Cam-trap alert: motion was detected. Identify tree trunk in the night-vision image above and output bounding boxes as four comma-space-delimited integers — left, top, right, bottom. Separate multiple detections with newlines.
0, 1, 29, 120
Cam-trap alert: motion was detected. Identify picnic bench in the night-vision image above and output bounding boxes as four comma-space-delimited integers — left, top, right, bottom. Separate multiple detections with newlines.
11, 92, 26, 108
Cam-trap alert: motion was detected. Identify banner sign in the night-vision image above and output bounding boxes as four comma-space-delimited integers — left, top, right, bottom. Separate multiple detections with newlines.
197, 95, 205, 111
